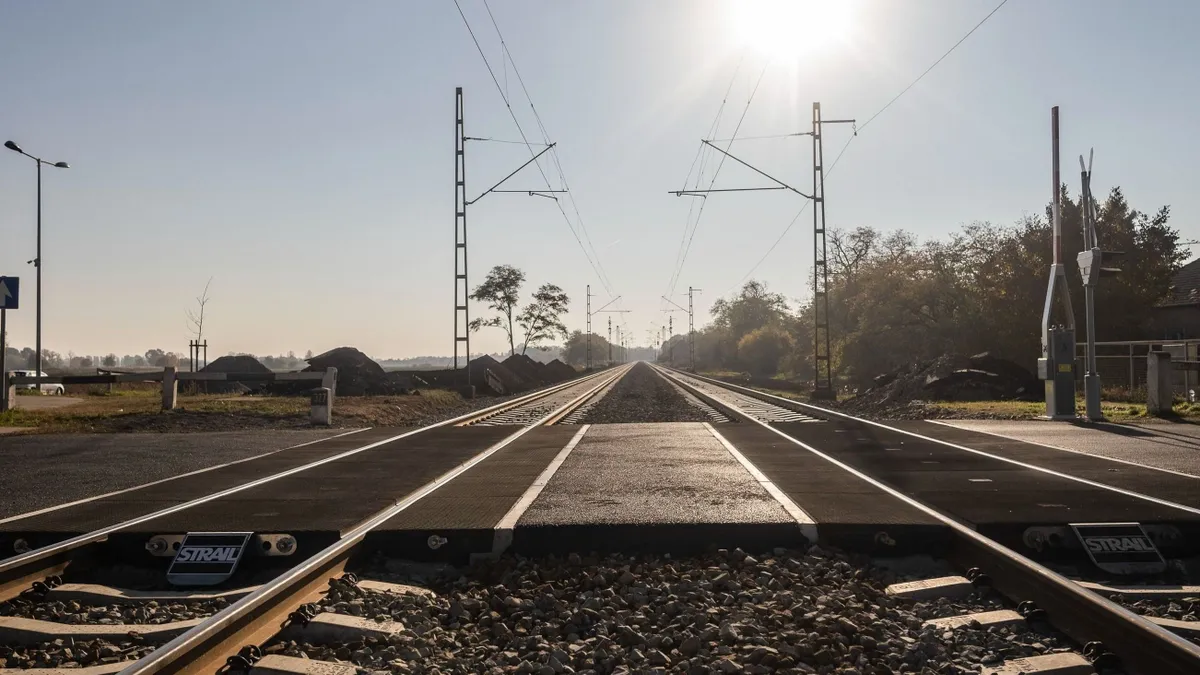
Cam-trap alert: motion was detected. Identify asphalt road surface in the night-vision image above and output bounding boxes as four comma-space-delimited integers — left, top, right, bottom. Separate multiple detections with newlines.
0, 429, 347, 519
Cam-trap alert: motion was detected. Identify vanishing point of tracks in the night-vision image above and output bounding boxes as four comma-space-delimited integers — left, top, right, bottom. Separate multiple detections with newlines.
1, 362, 1199, 674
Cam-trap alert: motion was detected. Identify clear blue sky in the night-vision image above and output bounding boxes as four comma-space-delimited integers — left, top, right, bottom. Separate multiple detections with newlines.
1, 0, 1196, 359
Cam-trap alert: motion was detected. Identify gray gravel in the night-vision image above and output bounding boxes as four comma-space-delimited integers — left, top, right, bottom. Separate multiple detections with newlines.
0, 430, 347, 519
1107, 594, 1200, 646
579, 364, 717, 424
0, 637, 152, 669
272, 547, 1081, 674
0, 594, 227, 669
0, 595, 228, 624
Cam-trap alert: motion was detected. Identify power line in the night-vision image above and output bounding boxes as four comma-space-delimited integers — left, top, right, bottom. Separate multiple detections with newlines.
729, 0, 1011, 290
860, 0, 1009, 131
731, 134, 856, 290
663, 54, 746, 307
480, 0, 619, 299
453, 0, 617, 298
665, 58, 771, 301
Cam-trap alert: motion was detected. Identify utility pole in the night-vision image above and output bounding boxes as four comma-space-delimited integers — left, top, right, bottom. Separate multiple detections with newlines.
453, 87, 565, 389
454, 88, 469, 387
587, 289, 626, 370
668, 103, 853, 394
662, 293, 696, 370
689, 287, 699, 372
608, 317, 613, 364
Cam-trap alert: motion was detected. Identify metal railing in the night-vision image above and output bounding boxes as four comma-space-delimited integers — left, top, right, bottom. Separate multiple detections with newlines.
1075, 339, 1200, 396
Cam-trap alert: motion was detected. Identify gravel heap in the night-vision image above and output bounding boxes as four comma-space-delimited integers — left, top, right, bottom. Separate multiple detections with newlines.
579, 363, 715, 424
271, 547, 1080, 674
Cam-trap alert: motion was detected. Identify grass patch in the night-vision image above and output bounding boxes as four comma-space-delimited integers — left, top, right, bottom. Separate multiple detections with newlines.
923, 397, 1200, 422
0, 388, 468, 433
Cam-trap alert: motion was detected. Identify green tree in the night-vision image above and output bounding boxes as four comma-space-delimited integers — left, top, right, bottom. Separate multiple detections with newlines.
711, 280, 790, 338
561, 330, 614, 367
738, 325, 793, 376
518, 283, 570, 355
469, 265, 526, 356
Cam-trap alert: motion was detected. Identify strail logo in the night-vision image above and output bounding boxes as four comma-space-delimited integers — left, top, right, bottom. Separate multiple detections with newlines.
176, 546, 241, 563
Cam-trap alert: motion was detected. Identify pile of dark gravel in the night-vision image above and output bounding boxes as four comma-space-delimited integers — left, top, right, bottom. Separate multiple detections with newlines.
579, 363, 716, 424
272, 547, 1079, 674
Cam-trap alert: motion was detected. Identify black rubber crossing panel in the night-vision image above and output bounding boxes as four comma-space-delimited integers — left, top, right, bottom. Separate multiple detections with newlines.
0, 427, 406, 536
769, 420, 1200, 554
892, 421, 1200, 509
1, 426, 516, 540
713, 424, 947, 555
369, 426, 581, 561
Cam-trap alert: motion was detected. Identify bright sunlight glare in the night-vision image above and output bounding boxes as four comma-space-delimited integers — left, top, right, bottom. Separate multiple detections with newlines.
730, 0, 856, 59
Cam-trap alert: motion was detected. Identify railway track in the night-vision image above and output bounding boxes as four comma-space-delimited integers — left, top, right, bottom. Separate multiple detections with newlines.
0, 362, 1197, 674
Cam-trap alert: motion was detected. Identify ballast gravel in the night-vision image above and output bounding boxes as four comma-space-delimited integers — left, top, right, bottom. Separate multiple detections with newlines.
271, 547, 1088, 674
579, 363, 716, 424
0, 595, 227, 669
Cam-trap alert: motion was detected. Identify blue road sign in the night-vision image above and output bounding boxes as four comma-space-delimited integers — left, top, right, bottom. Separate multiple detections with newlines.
0, 277, 19, 310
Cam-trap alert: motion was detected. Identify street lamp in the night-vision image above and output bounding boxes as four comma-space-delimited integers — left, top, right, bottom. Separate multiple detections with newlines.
5, 140, 70, 393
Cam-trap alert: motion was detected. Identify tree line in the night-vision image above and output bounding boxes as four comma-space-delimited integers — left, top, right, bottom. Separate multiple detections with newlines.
661, 186, 1186, 389
3, 347, 318, 372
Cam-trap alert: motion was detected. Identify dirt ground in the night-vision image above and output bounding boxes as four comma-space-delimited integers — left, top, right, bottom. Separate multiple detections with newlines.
0, 389, 482, 434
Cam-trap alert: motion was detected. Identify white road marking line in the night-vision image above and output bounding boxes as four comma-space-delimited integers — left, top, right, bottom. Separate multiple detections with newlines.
491, 425, 591, 555
928, 420, 1200, 481
0, 428, 372, 525
678, 370, 1200, 518
704, 422, 819, 543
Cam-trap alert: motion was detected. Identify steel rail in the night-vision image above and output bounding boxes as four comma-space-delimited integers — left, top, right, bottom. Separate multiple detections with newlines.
117, 364, 632, 675
657, 365, 1200, 675
0, 367, 616, 600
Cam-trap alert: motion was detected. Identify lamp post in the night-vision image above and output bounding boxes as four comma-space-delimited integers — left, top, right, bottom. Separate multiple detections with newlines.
5, 141, 69, 394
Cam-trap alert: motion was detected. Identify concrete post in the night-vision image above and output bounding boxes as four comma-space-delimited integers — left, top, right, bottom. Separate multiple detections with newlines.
310, 387, 332, 426
321, 367, 337, 406
162, 366, 178, 411
1, 380, 12, 413
1146, 351, 1173, 416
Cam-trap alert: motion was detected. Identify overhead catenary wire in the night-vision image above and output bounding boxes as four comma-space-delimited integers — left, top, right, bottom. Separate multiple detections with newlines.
453, 0, 618, 299
665, 58, 771, 303
663, 54, 746, 309
728, 0, 1011, 292
480, 0, 619, 300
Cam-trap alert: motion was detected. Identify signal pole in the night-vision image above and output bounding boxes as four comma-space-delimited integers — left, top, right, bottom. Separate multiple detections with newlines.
453, 87, 565, 388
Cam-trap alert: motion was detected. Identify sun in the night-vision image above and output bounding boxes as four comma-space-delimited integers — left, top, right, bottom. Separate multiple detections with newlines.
729, 0, 856, 60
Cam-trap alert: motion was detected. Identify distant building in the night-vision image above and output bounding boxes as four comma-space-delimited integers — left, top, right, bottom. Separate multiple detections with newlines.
1153, 258, 1200, 339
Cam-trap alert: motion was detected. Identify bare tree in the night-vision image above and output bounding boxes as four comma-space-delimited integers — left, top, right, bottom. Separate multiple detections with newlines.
186, 278, 213, 343
186, 278, 213, 369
